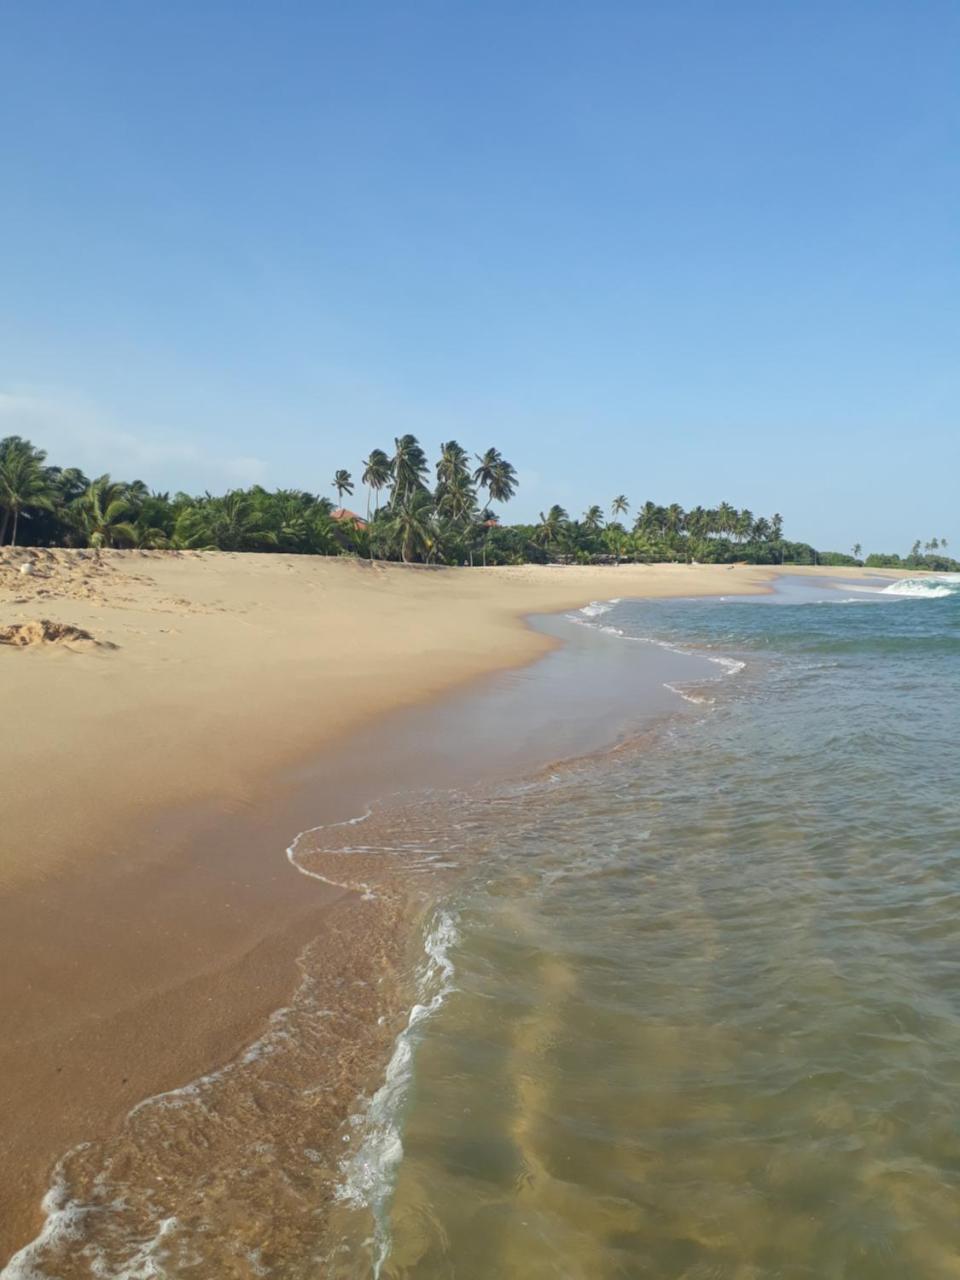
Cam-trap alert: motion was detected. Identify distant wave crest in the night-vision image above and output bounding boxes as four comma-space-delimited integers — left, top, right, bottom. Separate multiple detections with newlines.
847, 577, 959, 600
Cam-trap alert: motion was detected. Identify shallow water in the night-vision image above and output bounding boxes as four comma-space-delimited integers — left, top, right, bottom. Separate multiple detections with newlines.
8, 574, 960, 1278
335, 574, 960, 1278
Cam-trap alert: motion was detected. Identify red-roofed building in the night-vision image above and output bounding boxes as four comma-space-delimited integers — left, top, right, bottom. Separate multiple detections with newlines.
330, 507, 368, 529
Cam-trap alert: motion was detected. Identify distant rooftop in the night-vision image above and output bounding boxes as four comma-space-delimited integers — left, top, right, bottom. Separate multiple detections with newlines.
330, 507, 368, 528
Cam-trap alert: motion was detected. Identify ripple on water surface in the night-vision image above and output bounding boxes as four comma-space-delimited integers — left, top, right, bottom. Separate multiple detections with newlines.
342, 581, 960, 1278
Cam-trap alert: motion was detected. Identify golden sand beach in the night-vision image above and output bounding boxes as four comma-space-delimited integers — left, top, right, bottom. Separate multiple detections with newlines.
0, 552, 901, 1262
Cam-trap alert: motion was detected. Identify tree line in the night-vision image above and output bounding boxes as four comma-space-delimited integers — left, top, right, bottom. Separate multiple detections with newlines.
1, 433, 954, 569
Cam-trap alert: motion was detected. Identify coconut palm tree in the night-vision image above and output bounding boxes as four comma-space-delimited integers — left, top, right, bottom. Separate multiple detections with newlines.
0, 440, 53, 545
685, 506, 708, 539
473, 447, 500, 504
387, 488, 435, 563
635, 501, 661, 536
436, 469, 477, 525
332, 470, 354, 504
582, 505, 604, 531
436, 440, 470, 489
716, 502, 737, 539
73, 476, 137, 549
473, 448, 517, 565
664, 503, 685, 537
174, 490, 278, 552
361, 449, 393, 519
611, 494, 629, 523
535, 505, 569, 556
473, 448, 518, 510
604, 525, 629, 565
390, 435, 429, 508
853, 543, 862, 561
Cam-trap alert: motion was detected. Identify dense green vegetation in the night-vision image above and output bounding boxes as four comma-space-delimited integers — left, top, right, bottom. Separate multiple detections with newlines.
0, 433, 954, 569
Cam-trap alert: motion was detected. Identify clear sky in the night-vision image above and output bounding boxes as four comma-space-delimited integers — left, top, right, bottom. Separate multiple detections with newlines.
1, 1, 957, 552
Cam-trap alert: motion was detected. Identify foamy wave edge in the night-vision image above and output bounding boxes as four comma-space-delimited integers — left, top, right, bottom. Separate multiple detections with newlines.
286, 808, 377, 898
844, 576, 959, 600
334, 905, 460, 1277
1, 806, 386, 1280
570, 601, 746, 688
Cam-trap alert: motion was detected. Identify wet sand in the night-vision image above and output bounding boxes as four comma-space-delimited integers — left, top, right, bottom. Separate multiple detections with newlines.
0, 556, 902, 1264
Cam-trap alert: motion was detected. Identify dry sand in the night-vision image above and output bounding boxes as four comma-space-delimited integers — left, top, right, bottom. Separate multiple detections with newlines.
0, 550, 901, 1261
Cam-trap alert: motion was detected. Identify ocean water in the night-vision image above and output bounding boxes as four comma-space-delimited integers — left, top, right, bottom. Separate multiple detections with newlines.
7, 573, 960, 1278
331, 574, 960, 1278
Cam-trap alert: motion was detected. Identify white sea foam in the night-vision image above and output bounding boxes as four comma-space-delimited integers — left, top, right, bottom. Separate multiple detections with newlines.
879, 578, 956, 598
4, 806, 386, 1279
286, 809, 376, 898
1, 1156, 90, 1280
0, 1160, 181, 1280
707, 654, 746, 674
663, 683, 716, 706
844, 577, 958, 600
335, 907, 460, 1276
571, 604, 746, 688
576, 599, 616, 618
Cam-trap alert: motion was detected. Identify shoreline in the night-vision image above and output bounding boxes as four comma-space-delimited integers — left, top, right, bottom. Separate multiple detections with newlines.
0, 556, 906, 1264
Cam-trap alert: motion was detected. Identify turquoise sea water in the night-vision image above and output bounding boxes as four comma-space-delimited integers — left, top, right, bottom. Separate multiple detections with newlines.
336, 574, 960, 1278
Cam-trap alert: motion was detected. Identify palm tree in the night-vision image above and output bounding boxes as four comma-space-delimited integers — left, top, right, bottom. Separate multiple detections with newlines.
391, 435, 429, 508
361, 449, 393, 520
716, 502, 737, 539
436, 469, 477, 525
686, 506, 708, 539
50, 466, 89, 509
611, 495, 629, 523
435, 441, 477, 554
473, 448, 517, 565
473, 448, 518, 509
853, 543, 862, 561
604, 525, 629, 565
664, 503, 685, 536
582, 505, 604, 531
536, 505, 569, 557
635, 501, 660, 536
175, 491, 278, 552
388, 489, 434, 563
473, 447, 500, 504
74, 476, 137, 549
436, 440, 470, 489
332, 469, 354, 504
0, 440, 53, 546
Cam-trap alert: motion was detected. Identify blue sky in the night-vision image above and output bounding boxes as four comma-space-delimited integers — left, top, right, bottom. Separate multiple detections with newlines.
1, 1, 957, 552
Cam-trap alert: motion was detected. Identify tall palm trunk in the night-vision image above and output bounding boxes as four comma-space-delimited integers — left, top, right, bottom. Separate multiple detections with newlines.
11, 506, 20, 547
0, 507, 9, 546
